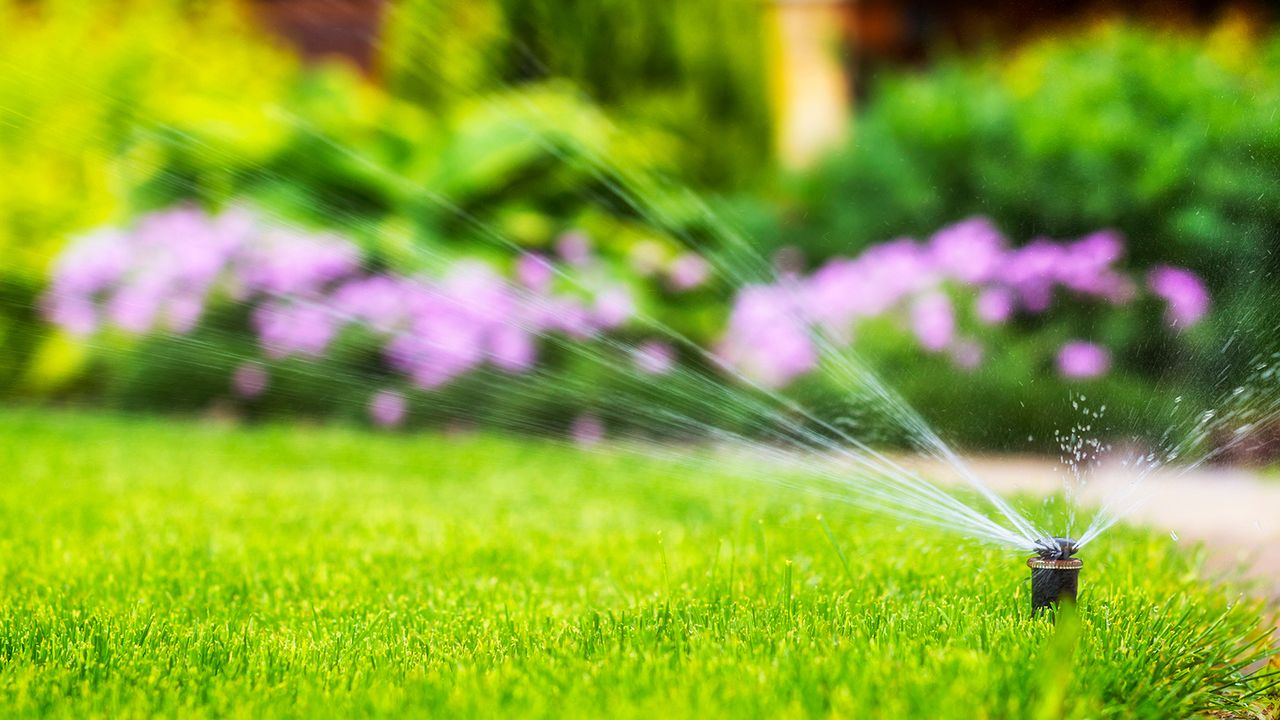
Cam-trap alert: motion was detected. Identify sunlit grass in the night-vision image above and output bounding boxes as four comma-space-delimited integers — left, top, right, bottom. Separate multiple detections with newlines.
0, 408, 1274, 718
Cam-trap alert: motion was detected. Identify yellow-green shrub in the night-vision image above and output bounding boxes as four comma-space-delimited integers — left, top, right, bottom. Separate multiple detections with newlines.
0, 0, 302, 392
0, 0, 298, 279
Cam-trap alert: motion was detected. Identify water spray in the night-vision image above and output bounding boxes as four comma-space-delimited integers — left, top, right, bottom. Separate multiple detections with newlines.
1028, 537, 1081, 615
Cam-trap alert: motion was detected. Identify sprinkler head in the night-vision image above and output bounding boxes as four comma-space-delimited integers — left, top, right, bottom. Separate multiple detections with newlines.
1027, 537, 1082, 615
1034, 537, 1079, 560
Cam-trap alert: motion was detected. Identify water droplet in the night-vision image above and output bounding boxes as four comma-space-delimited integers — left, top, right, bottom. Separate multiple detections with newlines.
1170, 531, 1179, 542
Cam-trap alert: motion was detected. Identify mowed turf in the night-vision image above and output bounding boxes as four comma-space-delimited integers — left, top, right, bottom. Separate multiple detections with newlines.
0, 408, 1275, 718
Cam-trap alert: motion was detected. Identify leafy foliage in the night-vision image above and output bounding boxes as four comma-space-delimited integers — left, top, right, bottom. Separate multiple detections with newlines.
3, 1, 736, 402
0, 0, 300, 395
782, 21, 1280, 269
382, 0, 774, 189
0, 0, 297, 279
770, 21, 1280, 446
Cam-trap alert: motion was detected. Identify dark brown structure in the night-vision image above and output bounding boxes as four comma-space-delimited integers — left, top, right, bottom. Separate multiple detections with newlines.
246, 0, 1274, 77
247, 0, 387, 71
852, 0, 1271, 59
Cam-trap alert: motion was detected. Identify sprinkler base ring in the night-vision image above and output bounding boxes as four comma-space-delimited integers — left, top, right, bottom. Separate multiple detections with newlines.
1027, 556, 1083, 615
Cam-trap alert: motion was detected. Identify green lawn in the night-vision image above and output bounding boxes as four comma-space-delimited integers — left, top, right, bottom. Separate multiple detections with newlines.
0, 408, 1275, 718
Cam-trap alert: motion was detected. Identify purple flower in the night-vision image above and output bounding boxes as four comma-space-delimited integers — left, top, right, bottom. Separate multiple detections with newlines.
910, 292, 954, 352
718, 284, 817, 387
571, 413, 605, 445
252, 302, 339, 358
403, 311, 486, 388
385, 336, 456, 389
47, 208, 657, 396
633, 341, 676, 375
442, 261, 510, 323
331, 276, 409, 332
975, 287, 1014, 325
1067, 230, 1124, 278
516, 253, 555, 292
800, 240, 938, 337
46, 207, 354, 343
711, 218, 1202, 388
49, 228, 133, 296
803, 259, 879, 333
164, 292, 206, 334
1056, 231, 1132, 302
1148, 265, 1209, 329
1057, 341, 1111, 379
232, 362, 269, 398
929, 217, 1006, 283
556, 231, 592, 266
1001, 239, 1063, 313
861, 238, 935, 300
667, 253, 710, 291
593, 286, 634, 329
107, 283, 164, 334
369, 390, 407, 428
236, 228, 359, 297
488, 325, 537, 372
535, 297, 596, 339
44, 293, 99, 337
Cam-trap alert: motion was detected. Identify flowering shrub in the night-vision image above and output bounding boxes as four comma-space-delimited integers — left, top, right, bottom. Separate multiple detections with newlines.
42, 207, 1215, 446
0, 0, 305, 398
718, 217, 1209, 388
43, 206, 688, 427
766, 22, 1277, 448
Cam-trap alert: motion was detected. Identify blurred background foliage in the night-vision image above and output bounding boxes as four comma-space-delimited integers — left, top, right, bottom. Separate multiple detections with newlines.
2, 0, 1279, 451
1, 0, 733, 401
0, 0, 297, 392
0, 0, 296, 278
769, 19, 1280, 447
780, 20, 1280, 275
382, 0, 774, 189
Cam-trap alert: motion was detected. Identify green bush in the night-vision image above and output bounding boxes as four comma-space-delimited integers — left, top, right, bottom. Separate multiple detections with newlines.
783, 21, 1280, 269
5, 1, 743, 406
381, 0, 774, 189
126, 68, 733, 330
767, 21, 1280, 447
40, 62, 752, 429
0, 0, 303, 395
0, 0, 299, 280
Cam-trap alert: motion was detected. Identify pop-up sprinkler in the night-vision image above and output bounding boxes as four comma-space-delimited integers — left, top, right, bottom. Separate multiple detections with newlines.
1028, 537, 1081, 615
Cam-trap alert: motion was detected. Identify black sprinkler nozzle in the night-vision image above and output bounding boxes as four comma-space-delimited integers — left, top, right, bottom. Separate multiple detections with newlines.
1028, 537, 1082, 615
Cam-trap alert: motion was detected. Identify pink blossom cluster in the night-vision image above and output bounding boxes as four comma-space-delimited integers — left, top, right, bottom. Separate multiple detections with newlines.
718, 217, 1210, 387
44, 207, 664, 425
